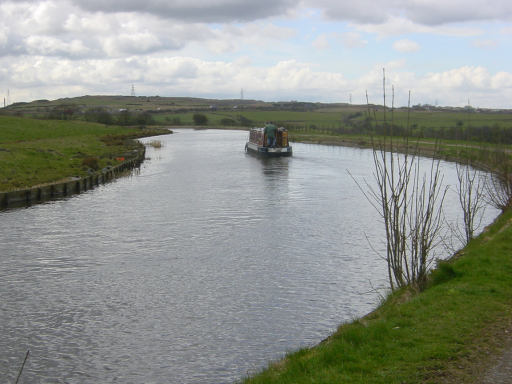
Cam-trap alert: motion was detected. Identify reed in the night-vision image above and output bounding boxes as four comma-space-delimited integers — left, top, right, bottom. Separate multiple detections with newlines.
148, 140, 163, 148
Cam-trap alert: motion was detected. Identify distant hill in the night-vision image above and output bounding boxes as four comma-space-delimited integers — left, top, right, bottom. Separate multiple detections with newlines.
3, 95, 510, 118
1, 95, 351, 117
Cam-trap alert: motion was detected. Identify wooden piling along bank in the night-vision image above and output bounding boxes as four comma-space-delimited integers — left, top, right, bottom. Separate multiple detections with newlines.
0, 146, 146, 210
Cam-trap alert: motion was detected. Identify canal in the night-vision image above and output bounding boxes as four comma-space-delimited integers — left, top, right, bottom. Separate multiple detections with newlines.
0, 129, 499, 383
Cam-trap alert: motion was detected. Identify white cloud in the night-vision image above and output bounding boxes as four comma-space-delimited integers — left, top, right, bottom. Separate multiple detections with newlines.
5, 0, 512, 31
263, 60, 347, 90
0, 27, 7, 47
0, 55, 350, 101
356, 65, 512, 108
472, 39, 498, 49
24, 36, 91, 57
312, 34, 329, 49
410, 66, 512, 107
0, 0, 510, 109
66, 0, 297, 22
217, 22, 295, 50
5, 49, 510, 108
63, 12, 113, 34
306, 0, 512, 26
422, 66, 491, 90
341, 32, 367, 48
491, 72, 512, 89
12, 0, 512, 28
354, 16, 483, 38
102, 32, 163, 56
20, 0, 70, 35
393, 39, 420, 53
0, 2, 297, 58
405, 0, 512, 25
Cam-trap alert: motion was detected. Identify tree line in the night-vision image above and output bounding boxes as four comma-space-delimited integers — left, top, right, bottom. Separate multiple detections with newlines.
42, 105, 155, 126
330, 116, 512, 145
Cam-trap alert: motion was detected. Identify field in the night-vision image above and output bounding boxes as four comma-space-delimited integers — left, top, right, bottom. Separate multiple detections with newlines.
0, 115, 167, 191
5, 96, 512, 145
156, 108, 512, 130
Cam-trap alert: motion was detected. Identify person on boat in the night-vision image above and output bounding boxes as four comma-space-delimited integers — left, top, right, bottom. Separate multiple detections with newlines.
264, 122, 277, 147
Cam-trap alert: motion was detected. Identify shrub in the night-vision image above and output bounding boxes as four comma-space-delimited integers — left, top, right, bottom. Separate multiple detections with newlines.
193, 113, 208, 125
85, 107, 113, 125
429, 261, 460, 286
82, 156, 99, 170
221, 118, 237, 126
238, 115, 253, 126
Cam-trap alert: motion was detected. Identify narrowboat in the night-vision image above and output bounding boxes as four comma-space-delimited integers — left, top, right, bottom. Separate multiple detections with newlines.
245, 126, 292, 157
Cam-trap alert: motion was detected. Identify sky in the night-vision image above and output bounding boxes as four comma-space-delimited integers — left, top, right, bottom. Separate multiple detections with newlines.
0, 0, 511, 108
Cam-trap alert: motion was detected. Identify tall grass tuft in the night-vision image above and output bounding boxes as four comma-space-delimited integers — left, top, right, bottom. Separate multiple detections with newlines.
148, 140, 163, 149
81, 156, 99, 170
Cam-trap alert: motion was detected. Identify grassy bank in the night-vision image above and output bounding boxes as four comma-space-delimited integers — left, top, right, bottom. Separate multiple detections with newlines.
244, 207, 512, 383
288, 131, 512, 171
0, 115, 168, 191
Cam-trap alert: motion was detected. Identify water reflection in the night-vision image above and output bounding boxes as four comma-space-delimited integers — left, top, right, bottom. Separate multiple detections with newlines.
259, 157, 290, 177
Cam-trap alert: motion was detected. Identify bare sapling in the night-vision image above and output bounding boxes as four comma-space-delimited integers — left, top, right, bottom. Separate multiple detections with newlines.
408, 156, 447, 290
363, 138, 448, 291
484, 147, 512, 211
455, 162, 486, 245
352, 69, 447, 291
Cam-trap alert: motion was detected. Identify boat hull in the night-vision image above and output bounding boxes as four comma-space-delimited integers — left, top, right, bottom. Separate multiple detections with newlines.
245, 142, 292, 157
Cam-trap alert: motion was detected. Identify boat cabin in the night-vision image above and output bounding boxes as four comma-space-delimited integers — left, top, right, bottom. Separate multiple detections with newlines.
245, 126, 292, 157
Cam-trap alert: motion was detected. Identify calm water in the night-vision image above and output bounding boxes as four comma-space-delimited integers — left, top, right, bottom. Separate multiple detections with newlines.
0, 129, 499, 383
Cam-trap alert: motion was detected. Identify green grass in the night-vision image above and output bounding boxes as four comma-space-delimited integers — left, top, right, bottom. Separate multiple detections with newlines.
153, 107, 512, 128
365, 109, 512, 128
244, 210, 512, 383
153, 109, 358, 128
0, 115, 167, 191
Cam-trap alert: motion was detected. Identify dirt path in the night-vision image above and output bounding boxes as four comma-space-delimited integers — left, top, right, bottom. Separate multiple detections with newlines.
480, 329, 512, 384
481, 346, 512, 383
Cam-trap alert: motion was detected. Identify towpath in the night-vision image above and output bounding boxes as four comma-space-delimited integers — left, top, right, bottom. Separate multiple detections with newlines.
481, 332, 512, 384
